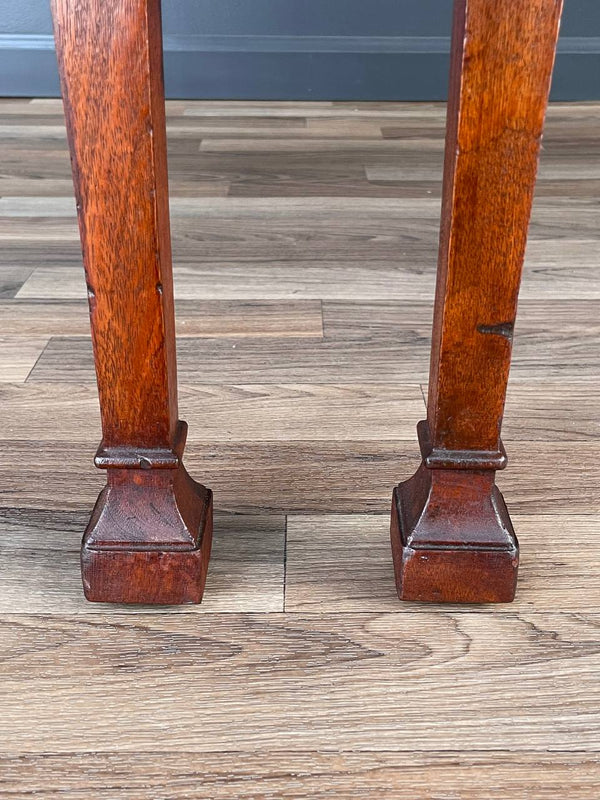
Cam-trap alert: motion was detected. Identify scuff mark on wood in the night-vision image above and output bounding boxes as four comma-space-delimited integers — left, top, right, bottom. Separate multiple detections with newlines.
477, 322, 514, 341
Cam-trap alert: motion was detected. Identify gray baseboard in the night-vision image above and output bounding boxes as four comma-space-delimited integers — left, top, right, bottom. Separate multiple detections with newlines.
0, 34, 598, 101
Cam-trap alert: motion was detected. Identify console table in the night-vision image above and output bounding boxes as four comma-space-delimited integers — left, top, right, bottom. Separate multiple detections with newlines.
50, 0, 563, 604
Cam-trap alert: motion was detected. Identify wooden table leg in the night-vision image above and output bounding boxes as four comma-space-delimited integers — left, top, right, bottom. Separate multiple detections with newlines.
391, 0, 563, 603
51, 0, 213, 604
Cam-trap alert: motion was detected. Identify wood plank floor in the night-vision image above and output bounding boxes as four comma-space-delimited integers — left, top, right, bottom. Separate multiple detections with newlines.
0, 98, 599, 798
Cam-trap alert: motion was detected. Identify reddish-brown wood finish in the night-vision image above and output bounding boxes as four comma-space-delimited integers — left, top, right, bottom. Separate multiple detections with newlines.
51, 0, 212, 604
391, 0, 563, 603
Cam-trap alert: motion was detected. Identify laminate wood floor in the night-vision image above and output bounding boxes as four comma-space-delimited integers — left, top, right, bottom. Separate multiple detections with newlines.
0, 98, 598, 799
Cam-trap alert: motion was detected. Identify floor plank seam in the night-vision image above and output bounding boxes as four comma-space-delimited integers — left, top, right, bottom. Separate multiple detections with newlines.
22, 336, 51, 384
1, 100, 599, 782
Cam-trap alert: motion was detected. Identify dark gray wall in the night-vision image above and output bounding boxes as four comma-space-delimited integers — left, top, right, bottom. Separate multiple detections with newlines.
1, 1, 599, 100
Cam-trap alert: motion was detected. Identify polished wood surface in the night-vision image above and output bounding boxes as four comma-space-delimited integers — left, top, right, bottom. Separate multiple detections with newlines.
51, 0, 212, 603
391, 0, 563, 602
0, 96, 598, 795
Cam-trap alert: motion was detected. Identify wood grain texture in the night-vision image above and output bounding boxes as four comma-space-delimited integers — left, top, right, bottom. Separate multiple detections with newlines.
0, 382, 422, 442
367, 160, 600, 182
428, 0, 563, 452
1, 381, 597, 443
52, 0, 179, 448
389, 0, 563, 604
286, 514, 600, 613
0, 509, 284, 614
0, 266, 33, 298
51, 0, 213, 604
9, 193, 597, 237
0, 300, 323, 338
0, 612, 599, 754
1, 751, 598, 800
0, 336, 48, 382
0, 88, 597, 794
0, 439, 597, 515
25, 298, 600, 384
14, 241, 600, 301
199, 138, 445, 153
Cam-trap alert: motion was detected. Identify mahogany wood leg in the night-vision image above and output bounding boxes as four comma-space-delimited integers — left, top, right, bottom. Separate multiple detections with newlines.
51, 0, 213, 603
391, 0, 563, 603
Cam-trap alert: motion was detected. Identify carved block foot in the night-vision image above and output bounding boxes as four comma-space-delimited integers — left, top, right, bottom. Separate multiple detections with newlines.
82, 462, 213, 605
390, 463, 518, 604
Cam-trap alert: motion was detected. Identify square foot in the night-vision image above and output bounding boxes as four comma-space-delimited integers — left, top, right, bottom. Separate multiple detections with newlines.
391, 486, 518, 604
82, 491, 213, 605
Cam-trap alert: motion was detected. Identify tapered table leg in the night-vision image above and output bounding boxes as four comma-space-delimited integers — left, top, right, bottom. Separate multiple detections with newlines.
391, 0, 563, 603
51, 0, 213, 603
